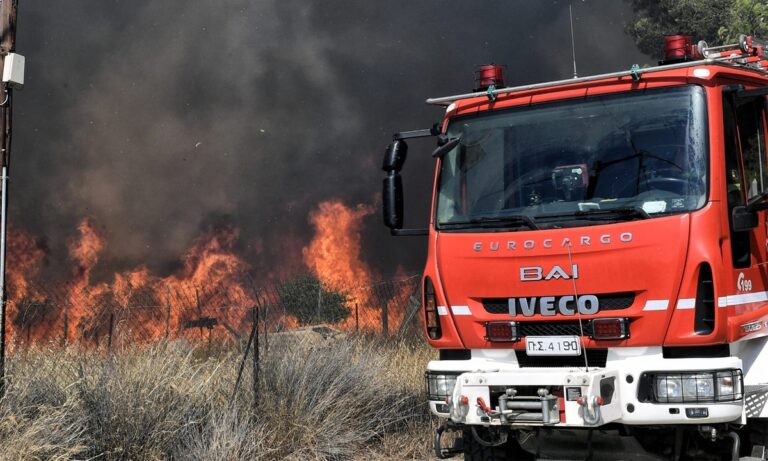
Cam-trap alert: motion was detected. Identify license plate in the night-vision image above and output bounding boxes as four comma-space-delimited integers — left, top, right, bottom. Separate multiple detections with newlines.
525, 336, 582, 356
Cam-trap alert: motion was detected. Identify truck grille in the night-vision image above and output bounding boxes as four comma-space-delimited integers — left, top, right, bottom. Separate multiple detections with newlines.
518, 321, 593, 337
515, 349, 608, 368
482, 292, 635, 314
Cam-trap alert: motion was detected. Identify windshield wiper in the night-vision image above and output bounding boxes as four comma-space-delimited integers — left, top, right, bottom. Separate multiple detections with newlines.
542, 206, 650, 221
441, 214, 540, 230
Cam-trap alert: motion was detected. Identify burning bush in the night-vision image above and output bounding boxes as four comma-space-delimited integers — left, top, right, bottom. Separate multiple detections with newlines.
277, 274, 351, 326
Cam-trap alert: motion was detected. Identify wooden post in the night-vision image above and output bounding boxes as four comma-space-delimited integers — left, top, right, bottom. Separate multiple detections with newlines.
355, 303, 359, 333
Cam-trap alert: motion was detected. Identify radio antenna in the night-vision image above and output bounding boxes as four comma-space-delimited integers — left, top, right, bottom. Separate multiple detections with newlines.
566, 242, 589, 372
569, 2, 578, 79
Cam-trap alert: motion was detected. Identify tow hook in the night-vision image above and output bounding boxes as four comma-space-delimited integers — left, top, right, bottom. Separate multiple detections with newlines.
477, 396, 493, 415
576, 395, 603, 425
434, 421, 463, 459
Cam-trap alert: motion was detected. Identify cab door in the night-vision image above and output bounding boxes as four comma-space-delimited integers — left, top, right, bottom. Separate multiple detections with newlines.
722, 90, 768, 313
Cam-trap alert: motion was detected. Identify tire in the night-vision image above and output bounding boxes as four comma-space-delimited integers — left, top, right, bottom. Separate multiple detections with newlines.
463, 428, 531, 461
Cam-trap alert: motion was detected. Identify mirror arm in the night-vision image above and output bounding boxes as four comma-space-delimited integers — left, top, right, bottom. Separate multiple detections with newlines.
393, 123, 441, 141
391, 228, 429, 236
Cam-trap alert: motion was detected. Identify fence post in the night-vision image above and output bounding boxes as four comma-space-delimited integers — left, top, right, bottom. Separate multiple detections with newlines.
382, 301, 388, 336
247, 276, 267, 353
230, 307, 257, 407
62, 303, 68, 346
355, 303, 359, 333
262, 304, 268, 353
165, 285, 171, 340
252, 306, 260, 408
107, 312, 114, 354
195, 288, 203, 340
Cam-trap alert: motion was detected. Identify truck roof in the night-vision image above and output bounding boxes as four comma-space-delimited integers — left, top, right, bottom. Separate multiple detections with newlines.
427, 36, 768, 107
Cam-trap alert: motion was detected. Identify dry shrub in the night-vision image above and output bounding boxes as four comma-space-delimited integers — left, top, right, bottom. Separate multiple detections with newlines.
0, 334, 436, 460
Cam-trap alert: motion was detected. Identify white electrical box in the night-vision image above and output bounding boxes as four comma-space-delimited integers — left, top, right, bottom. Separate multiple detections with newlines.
2, 53, 24, 89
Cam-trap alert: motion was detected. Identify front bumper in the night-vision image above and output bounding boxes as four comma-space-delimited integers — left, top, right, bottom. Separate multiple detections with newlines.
428, 347, 744, 427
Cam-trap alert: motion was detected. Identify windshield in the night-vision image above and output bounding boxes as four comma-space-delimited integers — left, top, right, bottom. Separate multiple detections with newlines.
436, 85, 708, 230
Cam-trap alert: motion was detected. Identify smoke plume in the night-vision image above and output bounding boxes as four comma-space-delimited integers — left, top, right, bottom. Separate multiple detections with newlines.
11, 0, 650, 283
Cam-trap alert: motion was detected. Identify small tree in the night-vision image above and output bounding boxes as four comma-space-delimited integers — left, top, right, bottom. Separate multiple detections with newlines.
278, 275, 350, 326
626, 0, 768, 59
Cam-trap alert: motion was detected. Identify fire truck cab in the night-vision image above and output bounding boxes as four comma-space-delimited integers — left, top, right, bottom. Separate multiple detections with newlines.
382, 35, 768, 460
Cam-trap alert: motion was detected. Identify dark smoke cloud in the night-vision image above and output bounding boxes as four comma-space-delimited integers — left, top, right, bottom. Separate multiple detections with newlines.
11, 0, 651, 282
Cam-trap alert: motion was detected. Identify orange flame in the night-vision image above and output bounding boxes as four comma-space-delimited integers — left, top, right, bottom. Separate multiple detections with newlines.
4, 198, 409, 345
7, 229, 46, 302
303, 200, 375, 289
303, 200, 399, 331
6, 229, 49, 343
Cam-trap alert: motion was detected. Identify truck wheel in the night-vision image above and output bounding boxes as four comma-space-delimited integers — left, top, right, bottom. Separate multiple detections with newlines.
463, 428, 531, 461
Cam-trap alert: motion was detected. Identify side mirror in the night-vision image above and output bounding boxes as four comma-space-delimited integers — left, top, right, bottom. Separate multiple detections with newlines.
383, 173, 403, 229
382, 140, 408, 172
732, 205, 758, 232
380, 132, 428, 236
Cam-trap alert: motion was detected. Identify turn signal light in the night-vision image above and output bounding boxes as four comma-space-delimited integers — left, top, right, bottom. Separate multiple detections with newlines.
424, 277, 442, 340
485, 321, 519, 342
591, 318, 629, 340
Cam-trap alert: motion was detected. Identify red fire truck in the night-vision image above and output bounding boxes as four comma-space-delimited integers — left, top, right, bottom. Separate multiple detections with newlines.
382, 35, 768, 460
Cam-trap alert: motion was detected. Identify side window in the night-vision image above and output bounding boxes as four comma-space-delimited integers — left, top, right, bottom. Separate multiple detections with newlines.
723, 94, 768, 269
738, 99, 768, 199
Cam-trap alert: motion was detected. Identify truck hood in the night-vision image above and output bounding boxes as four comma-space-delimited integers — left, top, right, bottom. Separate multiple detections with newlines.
435, 214, 690, 348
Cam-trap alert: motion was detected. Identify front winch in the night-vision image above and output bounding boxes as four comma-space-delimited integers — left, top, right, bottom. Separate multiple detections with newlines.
447, 368, 622, 427
461, 387, 561, 425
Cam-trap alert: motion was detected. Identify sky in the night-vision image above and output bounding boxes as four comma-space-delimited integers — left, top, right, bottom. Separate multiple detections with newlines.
10, 0, 652, 284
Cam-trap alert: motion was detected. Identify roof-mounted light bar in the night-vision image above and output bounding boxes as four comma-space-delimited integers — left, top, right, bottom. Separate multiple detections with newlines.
427, 34, 768, 107
426, 60, 715, 106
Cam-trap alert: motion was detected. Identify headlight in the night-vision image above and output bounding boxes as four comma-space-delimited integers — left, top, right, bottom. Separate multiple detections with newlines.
643, 369, 742, 403
716, 370, 743, 401
682, 374, 714, 401
426, 372, 460, 401
654, 376, 682, 402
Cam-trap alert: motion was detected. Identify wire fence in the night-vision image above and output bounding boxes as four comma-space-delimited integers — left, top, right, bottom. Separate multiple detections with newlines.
5, 274, 423, 352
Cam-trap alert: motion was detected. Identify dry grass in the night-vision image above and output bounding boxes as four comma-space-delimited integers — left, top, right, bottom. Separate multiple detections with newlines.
0, 333, 437, 460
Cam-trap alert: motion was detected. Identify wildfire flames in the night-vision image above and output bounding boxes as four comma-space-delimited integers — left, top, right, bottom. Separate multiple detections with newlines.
5, 200, 415, 346
302, 200, 413, 330
303, 201, 376, 322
